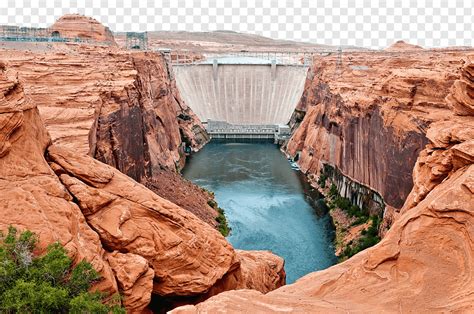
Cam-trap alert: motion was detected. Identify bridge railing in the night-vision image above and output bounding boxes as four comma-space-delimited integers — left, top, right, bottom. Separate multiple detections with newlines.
163, 46, 474, 67
165, 50, 342, 66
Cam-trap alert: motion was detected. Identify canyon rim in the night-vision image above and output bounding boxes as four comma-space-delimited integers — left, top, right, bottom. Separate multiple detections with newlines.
0, 12, 473, 313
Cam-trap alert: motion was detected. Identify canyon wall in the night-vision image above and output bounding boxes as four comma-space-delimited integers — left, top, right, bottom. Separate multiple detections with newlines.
0, 63, 285, 312
173, 52, 474, 314
0, 47, 220, 227
286, 44, 469, 214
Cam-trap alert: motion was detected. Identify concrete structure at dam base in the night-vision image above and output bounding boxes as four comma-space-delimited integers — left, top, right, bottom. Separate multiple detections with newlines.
205, 120, 291, 143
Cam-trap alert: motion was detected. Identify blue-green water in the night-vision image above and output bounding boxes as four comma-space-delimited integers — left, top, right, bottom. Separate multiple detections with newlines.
182, 141, 337, 283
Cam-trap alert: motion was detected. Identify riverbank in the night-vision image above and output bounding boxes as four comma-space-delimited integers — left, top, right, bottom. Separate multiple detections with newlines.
301, 171, 382, 262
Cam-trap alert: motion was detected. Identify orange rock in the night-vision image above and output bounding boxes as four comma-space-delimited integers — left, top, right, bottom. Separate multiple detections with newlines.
203, 250, 286, 298
285, 47, 473, 211
106, 251, 154, 312
51, 14, 116, 45
446, 57, 474, 116
384, 40, 424, 51
402, 58, 474, 212
173, 48, 474, 314
47, 144, 237, 296
0, 64, 118, 295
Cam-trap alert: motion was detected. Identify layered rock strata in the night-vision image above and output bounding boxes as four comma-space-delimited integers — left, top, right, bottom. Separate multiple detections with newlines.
51, 14, 117, 44
173, 54, 474, 313
0, 47, 218, 227
0, 64, 120, 300
286, 44, 472, 215
0, 65, 285, 311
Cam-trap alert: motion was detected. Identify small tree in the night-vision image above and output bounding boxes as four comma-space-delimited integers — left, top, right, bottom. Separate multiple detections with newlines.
0, 226, 125, 313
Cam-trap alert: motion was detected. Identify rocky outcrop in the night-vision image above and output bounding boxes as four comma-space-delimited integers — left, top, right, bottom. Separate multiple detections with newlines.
173, 57, 474, 313
153, 250, 285, 310
0, 63, 285, 311
285, 48, 471, 213
0, 64, 119, 296
446, 58, 474, 116
385, 40, 424, 52
106, 251, 155, 312
47, 144, 237, 297
0, 47, 217, 227
402, 56, 474, 212
205, 250, 286, 296
51, 14, 116, 44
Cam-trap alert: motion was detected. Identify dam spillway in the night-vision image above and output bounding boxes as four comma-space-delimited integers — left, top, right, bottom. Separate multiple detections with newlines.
173, 56, 309, 125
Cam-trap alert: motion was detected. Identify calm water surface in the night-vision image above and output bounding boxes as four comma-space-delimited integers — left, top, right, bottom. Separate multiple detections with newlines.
183, 141, 337, 283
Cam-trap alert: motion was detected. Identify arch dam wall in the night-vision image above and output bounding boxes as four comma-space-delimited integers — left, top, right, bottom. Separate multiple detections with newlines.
173, 63, 308, 125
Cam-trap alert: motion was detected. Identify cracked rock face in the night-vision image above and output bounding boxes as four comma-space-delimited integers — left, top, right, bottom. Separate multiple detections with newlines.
0, 47, 217, 227
172, 52, 474, 314
0, 64, 119, 297
0, 61, 285, 312
285, 47, 471, 210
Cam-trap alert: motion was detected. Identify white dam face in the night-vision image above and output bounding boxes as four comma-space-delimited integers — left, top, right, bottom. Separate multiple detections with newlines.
174, 62, 308, 125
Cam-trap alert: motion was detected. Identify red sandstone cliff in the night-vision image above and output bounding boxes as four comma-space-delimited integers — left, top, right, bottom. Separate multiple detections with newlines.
173, 52, 474, 314
0, 64, 285, 312
285, 47, 471, 213
51, 14, 116, 45
0, 46, 219, 227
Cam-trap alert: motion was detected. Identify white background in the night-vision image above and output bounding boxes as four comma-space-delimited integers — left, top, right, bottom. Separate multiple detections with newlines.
1, 0, 473, 49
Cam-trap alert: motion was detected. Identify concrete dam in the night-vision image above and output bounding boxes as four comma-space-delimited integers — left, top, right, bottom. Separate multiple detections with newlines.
173, 56, 309, 133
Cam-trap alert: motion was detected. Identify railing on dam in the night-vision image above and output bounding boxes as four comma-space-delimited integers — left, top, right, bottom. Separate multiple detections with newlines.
164, 49, 343, 66
162, 47, 474, 67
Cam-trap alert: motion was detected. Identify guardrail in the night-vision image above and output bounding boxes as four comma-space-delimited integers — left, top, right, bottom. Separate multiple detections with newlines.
164, 46, 474, 66
166, 50, 331, 66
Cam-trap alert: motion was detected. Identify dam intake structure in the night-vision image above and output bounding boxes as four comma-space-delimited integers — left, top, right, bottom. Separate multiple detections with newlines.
171, 51, 313, 139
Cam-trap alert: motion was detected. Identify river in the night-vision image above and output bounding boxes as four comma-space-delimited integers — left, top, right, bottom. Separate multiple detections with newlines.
182, 141, 337, 283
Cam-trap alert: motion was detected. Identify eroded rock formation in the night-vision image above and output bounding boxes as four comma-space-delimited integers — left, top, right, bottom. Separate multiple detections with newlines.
46, 144, 237, 297
285, 46, 470, 212
0, 62, 285, 312
0, 63, 119, 298
173, 53, 474, 314
0, 46, 218, 227
51, 14, 116, 44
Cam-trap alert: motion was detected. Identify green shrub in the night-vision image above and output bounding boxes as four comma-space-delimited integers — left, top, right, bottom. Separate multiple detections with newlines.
207, 199, 218, 209
317, 173, 327, 188
339, 215, 381, 261
0, 226, 125, 313
215, 207, 230, 237
207, 198, 231, 237
328, 184, 338, 198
